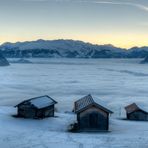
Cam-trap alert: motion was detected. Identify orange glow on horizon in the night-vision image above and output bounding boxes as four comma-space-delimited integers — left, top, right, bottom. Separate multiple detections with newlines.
0, 33, 148, 49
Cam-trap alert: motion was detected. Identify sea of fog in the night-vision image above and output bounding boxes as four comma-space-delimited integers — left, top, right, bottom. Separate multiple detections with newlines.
1, 58, 148, 117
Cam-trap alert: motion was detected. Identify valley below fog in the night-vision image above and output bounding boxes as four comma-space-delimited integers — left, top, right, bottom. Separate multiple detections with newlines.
1, 58, 148, 117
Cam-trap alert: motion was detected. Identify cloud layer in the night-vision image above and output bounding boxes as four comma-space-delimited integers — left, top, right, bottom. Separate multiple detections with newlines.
88, 0, 148, 12
22, 0, 148, 12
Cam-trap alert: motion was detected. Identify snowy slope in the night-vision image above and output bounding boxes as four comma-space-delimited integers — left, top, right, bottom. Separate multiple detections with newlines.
0, 106, 148, 148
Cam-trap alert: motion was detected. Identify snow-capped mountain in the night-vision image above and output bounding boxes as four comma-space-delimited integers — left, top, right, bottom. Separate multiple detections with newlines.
0, 39, 127, 58
1, 39, 148, 58
127, 46, 148, 58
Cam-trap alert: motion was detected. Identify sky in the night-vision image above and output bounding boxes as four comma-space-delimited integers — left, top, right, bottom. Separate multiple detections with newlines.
0, 0, 148, 48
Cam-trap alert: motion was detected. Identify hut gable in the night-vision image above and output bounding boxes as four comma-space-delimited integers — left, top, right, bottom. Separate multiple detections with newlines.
16, 95, 57, 109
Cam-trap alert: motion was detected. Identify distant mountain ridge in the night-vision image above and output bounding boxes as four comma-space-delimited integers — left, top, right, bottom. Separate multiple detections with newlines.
0, 39, 148, 58
140, 56, 148, 64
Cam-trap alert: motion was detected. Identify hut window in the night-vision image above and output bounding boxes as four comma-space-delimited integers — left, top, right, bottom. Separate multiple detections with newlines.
89, 113, 98, 128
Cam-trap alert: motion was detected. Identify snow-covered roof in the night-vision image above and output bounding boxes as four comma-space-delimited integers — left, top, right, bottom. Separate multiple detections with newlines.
16, 95, 57, 109
137, 103, 148, 113
30, 96, 57, 109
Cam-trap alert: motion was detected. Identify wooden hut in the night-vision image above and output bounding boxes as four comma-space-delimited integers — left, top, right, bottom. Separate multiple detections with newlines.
74, 94, 113, 132
15, 95, 57, 119
125, 103, 148, 121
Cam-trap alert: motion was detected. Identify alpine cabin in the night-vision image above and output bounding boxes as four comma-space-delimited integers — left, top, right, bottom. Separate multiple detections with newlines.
74, 94, 113, 132
125, 103, 148, 121
15, 95, 57, 119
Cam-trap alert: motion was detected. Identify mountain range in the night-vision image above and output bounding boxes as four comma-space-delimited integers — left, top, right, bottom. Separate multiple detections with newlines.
0, 39, 148, 58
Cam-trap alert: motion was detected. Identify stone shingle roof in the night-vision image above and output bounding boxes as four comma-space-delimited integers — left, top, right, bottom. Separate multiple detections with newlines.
74, 94, 113, 114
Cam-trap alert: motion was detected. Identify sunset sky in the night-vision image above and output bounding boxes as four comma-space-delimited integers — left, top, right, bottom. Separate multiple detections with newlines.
0, 0, 148, 48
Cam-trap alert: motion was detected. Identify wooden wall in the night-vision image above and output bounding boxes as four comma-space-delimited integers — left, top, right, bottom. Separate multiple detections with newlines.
127, 110, 148, 121
77, 106, 109, 131
18, 104, 55, 118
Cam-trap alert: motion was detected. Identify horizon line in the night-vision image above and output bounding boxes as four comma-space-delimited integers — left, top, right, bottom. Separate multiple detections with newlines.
1, 38, 148, 50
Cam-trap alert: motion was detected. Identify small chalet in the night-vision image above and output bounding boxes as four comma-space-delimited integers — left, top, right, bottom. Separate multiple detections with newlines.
15, 95, 57, 119
125, 103, 148, 121
74, 94, 113, 132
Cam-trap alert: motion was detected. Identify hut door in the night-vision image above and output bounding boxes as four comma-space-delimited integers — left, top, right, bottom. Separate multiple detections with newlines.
89, 113, 98, 128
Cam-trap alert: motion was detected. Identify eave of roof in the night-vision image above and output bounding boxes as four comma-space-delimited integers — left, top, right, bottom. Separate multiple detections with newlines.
75, 102, 113, 114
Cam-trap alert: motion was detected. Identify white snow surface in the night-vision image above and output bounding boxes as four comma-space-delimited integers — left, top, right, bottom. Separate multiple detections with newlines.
1, 107, 148, 148
0, 58, 148, 147
30, 96, 55, 109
